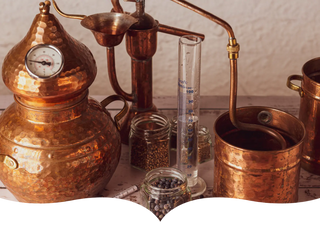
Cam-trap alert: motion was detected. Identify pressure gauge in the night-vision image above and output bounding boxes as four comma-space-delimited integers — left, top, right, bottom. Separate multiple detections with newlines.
25, 44, 64, 80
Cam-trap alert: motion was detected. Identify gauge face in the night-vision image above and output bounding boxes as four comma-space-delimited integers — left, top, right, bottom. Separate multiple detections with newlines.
25, 44, 64, 80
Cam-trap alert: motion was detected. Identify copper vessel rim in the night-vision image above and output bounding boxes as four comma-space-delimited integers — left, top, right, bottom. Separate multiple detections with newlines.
302, 57, 320, 86
81, 12, 138, 33
304, 77, 320, 88
213, 106, 306, 153
14, 91, 89, 112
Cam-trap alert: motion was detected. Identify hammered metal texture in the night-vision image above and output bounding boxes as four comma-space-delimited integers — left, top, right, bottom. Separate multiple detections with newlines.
213, 106, 305, 203
0, 3, 122, 203
2, 8, 97, 105
0, 97, 121, 203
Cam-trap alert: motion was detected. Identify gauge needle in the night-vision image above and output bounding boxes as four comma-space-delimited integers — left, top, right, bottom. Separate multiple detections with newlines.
29, 60, 52, 66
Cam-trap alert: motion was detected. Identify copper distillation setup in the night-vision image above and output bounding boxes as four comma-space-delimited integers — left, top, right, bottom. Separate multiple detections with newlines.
51, 0, 306, 203
0, 0, 306, 204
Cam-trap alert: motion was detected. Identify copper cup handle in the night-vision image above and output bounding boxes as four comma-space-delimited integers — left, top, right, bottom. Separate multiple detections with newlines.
287, 75, 304, 97
0, 154, 18, 170
101, 95, 129, 131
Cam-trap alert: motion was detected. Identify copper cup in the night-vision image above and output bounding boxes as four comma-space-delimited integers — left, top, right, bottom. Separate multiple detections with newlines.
213, 106, 305, 203
287, 57, 320, 175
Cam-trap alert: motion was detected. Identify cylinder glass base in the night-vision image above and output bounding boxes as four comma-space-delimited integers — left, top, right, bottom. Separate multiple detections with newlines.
189, 176, 206, 198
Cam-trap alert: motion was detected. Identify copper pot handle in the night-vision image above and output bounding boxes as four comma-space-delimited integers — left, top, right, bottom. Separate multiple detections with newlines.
100, 95, 129, 131
0, 154, 18, 170
287, 75, 304, 97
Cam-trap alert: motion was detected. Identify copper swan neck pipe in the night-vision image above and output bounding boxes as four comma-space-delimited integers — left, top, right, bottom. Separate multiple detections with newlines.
171, 0, 235, 38
171, 0, 286, 149
111, 0, 124, 13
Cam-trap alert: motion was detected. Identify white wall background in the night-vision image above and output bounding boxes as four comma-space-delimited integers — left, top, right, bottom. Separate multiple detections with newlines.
0, 0, 319, 97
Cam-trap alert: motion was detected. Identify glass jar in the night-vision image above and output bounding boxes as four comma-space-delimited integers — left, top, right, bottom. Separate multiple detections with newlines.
198, 125, 213, 163
129, 112, 170, 171
140, 167, 192, 220
170, 117, 213, 164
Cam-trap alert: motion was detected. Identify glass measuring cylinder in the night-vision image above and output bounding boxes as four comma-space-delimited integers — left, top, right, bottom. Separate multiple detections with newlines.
177, 35, 203, 189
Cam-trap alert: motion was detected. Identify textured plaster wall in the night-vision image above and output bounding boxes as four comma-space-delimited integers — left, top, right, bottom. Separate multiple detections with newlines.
0, 0, 319, 97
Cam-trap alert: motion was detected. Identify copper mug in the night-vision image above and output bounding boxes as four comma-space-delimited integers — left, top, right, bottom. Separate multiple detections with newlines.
287, 57, 320, 175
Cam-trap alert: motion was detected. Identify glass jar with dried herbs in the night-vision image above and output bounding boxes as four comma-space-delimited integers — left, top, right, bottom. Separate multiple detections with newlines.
129, 112, 170, 171
170, 117, 213, 164
140, 167, 192, 220
198, 125, 213, 163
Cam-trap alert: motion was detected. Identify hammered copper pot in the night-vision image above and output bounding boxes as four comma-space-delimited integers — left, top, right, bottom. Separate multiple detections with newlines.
213, 106, 305, 203
0, 1, 128, 203
0, 94, 127, 203
287, 57, 320, 175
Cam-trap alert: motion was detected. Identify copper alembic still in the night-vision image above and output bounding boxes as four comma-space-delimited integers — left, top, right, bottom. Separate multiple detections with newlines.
49, 0, 307, 203
0, 1, 129, 203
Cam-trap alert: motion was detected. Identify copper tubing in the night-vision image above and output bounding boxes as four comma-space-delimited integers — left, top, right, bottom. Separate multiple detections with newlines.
229, 60, 286, 149
111, 0, 124, 13
171, 0, 286, 149
158, 24, 205, 41
170, 0, 234, 38
52, 0, 86, 20
107, 47, 133, 101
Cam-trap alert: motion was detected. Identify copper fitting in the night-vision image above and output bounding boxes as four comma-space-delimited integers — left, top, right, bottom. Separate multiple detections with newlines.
227, 38, 240, 59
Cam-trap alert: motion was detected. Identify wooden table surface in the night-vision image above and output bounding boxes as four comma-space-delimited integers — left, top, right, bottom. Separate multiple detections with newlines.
1, 95, 320, 204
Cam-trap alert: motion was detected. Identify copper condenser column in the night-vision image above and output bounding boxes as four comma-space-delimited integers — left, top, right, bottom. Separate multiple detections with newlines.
52, 0, 205, 144
53, 0, 158, 144
117, 1, 159, 144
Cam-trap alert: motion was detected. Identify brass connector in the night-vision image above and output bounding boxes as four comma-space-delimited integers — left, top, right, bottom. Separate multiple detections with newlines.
227, 38, 240, 60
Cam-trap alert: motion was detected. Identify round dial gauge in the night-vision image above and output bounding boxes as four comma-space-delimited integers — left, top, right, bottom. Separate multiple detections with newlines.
25, 44, 64, 80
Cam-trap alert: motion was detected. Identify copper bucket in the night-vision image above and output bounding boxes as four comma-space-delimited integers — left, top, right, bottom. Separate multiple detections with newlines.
213, 106, 305, 203
287, 57, 320, 175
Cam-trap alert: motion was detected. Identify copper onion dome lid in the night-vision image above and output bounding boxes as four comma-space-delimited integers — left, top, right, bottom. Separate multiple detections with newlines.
2, 1, 97, 106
